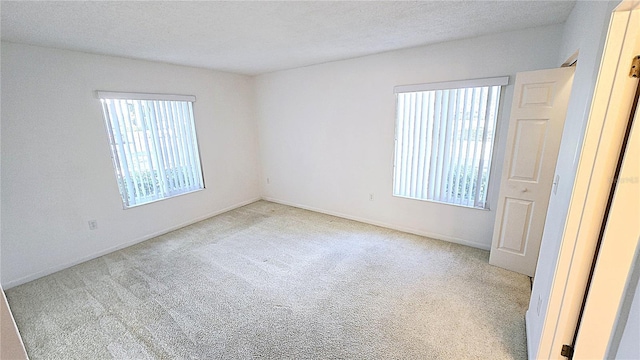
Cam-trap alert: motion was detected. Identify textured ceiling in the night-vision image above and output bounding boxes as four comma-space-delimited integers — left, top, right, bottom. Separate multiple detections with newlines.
1, 1, 576, 75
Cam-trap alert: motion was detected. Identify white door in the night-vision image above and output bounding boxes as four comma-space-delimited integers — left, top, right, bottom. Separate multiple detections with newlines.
489, 67, 575, 276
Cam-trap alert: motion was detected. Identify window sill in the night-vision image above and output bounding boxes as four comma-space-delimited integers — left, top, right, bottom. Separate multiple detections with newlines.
392, 194, 491, 211
122, 187, 205, 209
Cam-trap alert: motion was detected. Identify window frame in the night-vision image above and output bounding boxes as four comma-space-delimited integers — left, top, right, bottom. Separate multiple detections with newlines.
392, 76, 508, 210
97, 91, 205, 209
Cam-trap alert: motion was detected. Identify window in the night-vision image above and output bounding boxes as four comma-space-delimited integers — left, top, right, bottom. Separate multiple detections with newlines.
98, 91, 204, 208
392, 77, 508, 209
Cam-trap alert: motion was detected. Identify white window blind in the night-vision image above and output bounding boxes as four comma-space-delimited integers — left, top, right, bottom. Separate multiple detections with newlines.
98, 92, 204, 208
393, 77, 507, 209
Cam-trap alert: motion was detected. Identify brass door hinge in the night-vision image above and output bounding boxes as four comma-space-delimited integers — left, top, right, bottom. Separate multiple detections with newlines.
631, 55, 640, 78
561, 344, 574, 359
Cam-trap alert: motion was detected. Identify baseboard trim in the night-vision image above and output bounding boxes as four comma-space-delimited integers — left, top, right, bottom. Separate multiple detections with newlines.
262, 197, 490, 251
3, 197, 261, 289
525, 309, 534, 360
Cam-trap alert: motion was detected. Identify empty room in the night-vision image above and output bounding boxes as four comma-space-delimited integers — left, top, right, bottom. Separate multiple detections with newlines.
1, 1, 639, 359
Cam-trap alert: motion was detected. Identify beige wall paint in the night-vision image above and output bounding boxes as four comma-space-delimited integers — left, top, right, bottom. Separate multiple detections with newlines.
1, 288, 28, 359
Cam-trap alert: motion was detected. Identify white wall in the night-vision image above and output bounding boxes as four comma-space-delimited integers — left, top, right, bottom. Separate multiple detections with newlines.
526, 1, 618, 358
0, 42, 261, 288
255, 25, 563, 250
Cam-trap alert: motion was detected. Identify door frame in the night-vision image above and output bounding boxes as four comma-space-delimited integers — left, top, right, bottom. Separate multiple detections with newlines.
536, 1, 640, 358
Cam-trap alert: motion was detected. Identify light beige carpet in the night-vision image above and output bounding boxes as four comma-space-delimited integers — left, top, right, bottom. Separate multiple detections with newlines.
7, 201, 530, 359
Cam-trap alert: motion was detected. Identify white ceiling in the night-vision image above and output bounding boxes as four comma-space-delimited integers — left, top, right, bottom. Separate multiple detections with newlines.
1, 1, 576, 75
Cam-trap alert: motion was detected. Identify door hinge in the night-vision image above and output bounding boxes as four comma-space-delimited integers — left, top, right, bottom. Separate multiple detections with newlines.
561, 344, 574, 359
630, 55, 640, 78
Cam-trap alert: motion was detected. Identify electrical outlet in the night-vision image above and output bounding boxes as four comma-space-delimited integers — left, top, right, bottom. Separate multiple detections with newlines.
88, 220, 98, 230
369, 193, 374, 201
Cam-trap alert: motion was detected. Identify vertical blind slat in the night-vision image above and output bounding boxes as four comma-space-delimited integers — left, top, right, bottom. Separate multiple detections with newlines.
115, 100, 144, 203
427, 91, 441, 199
470, 88, 487, 205
438, 90, 455, 201
470, 88, 489, 205
438, 91, 448, 199
159, 101, 176, 191
445, 89, 460, 203
174, 102, 189, 189
423, 92, 434, 198
406, 93, 417, 196
167, 101, 183, 189
460, 88, 478, 205
393, 95, 404, 195
181, 102, 199, 189
416, 92, 429, 199
397, 95, 405, 195
179, 102, 198, 190
404, 94, 413, 195
105, 100, 134, 206
177, 102, 195, 189
465, 88, 481, 205
149, 101, 170, 194
449, 88, 465, 203
133, 101, 160, 198
410, 93, 423, 197
453, 89, 470, 205
125, 100, 150, 200
433, 90, 444, 200
145, 101, 169, 195
155, 101, 175, 192
422, 92, 434, 197
187, 103, 204, 186
480, 87, 501, 208
171, 101, 190, 189
399, 94, 409, 196
164, 101, 183, 191
474, 88, 494, 207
